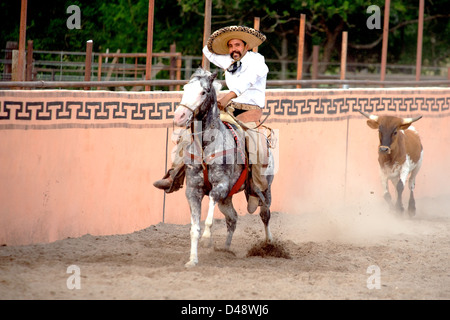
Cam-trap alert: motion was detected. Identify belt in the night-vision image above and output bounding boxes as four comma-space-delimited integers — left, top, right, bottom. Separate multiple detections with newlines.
229, 101, 260, 111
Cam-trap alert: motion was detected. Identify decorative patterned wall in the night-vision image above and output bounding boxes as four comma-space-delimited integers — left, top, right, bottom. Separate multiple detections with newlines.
1, 88, 449, 127
1, 88, 449, 245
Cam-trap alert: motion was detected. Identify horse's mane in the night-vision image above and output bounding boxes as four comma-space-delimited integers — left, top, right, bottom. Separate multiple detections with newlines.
190, 68, 222, 96
212, 80, 222, 96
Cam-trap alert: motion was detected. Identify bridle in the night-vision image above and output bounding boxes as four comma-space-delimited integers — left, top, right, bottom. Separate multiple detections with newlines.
177, 78, 208, 128
177, 103, 198, 129
177, 89, 210, 129
178, 103, 196, 113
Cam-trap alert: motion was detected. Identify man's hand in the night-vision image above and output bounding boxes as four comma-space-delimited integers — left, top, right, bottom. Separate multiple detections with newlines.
217, 91, 237, 110
217, 99, 225, 110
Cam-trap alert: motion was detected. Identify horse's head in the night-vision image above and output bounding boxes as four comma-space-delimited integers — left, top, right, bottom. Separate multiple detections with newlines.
174, 68, 220, 127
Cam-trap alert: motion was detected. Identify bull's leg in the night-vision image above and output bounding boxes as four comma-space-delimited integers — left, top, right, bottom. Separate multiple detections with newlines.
218, 197, 237, 249
384, 191, 393, 205
395, 179, 405, 213
407, 148, 423, 217
407, 179, 417, 216
380, 172, 393, 208
408, 190, 416, 217
395, 166, 413, 214
407, 166, 420, 217
200, 197, 216, 248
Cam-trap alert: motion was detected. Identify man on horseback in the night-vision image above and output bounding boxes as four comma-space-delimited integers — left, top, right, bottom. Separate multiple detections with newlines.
153, 25, 269, 214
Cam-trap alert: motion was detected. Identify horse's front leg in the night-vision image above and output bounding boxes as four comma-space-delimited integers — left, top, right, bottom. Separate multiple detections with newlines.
200, 197, 216, 248
202, 176, 229, 247
218, 197, 237, 250
185, 193, 203, 268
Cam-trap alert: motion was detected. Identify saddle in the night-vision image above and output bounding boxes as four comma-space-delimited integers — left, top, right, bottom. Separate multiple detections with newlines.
221, 110, 277, 204
220, 108, 275, 165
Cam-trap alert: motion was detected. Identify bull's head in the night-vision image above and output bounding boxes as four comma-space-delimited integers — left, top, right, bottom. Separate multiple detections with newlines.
359, 110, 422, 154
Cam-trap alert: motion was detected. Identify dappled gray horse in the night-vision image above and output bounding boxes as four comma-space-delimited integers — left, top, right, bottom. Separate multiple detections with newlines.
173, 68, 274, 267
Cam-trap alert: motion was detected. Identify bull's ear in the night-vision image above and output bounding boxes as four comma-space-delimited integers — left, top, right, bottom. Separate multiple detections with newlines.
367, 119, 379, 129
399, 122, 412, 130
400, 115, 422, 130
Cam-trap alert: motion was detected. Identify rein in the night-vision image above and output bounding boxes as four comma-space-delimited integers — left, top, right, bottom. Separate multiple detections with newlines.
178, 103, 196, 113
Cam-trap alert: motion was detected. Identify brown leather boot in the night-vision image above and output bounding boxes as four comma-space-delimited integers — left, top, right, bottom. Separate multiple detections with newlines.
246, 164, 267, 213
247, 195, 260, 214
153, 172, 173, 190
153, 163, 186, 193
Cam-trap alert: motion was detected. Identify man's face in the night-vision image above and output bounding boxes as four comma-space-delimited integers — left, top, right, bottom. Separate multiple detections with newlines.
227, 39, 248, 60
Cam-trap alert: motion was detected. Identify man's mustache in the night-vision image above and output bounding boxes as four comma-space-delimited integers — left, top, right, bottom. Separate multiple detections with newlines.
230, 50, 241, 58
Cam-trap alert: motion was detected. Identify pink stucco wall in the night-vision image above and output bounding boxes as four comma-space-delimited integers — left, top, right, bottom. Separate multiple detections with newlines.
1, 88, 449, 245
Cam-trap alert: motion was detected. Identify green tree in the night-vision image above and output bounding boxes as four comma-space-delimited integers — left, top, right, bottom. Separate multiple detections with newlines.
1, 0, 448, 78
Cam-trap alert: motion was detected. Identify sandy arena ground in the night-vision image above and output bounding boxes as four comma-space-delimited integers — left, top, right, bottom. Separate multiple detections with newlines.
0, 195, 449, 300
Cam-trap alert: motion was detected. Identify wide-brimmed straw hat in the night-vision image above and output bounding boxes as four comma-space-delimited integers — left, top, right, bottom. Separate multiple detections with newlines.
207, 26, 266, 55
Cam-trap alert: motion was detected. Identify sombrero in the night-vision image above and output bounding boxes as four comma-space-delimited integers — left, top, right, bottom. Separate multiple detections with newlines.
207, 26, 266, 55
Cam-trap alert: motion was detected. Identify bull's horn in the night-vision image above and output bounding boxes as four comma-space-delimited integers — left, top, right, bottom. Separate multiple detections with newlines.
358, 109, 379, 121
402, 115, 423, 124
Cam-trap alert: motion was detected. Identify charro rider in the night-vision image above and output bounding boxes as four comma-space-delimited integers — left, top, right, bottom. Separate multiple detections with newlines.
153, 25, 269, 213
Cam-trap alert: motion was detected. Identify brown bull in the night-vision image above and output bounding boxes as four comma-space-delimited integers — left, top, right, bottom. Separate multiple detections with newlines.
359, 110, 423, 216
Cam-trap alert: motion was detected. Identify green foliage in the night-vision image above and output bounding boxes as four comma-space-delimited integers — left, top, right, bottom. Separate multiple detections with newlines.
0, 0, 448, 70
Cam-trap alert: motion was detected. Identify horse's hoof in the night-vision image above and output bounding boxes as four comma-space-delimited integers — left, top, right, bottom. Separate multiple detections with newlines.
185, 260, 198, 268
200, 237, 213, 248
396, 207, 404, 215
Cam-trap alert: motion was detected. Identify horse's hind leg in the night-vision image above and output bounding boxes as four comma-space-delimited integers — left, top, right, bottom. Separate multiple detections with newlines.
218, 197, 237, 249
259, 206, 273, 243
260, 179, 273, 243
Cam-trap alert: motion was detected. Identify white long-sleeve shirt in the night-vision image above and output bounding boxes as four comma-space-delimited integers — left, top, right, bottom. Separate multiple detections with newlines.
202, 46, 269, 108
